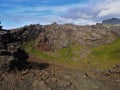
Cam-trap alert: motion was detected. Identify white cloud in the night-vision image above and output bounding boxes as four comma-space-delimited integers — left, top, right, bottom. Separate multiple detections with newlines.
1, 0, 120, 29
97, 0, 120, 17
31, 15, 96, 25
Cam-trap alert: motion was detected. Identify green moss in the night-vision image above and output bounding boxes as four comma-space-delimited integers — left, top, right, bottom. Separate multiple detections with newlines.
103, 24, 113, 28
23, 40, 55, 61
55, 45, 80, 60
24, 42, 84, 66
91, 39, 120, 59
86, 39, 120, 70
23, 39, 120, 71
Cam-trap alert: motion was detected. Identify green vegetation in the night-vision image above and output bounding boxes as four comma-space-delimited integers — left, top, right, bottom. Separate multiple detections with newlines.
103, 24, 120, 28
103, 24, 113, 28
24, 39, 120, 71
23, 40, 55, 61
87, 39, 120, 70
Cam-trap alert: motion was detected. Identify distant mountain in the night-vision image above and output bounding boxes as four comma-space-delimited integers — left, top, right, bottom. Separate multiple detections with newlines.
102, 18, 120, 25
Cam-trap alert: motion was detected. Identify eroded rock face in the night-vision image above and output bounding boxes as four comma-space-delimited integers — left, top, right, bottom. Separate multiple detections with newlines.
37, 33, 51, 51
10, 23, 120, 51
111, 26, 120, 37
36, 23, 116, 50
11, 24, 44, 42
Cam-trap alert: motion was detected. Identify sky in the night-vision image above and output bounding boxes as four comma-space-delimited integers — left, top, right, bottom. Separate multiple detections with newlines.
0, 0, 120, 29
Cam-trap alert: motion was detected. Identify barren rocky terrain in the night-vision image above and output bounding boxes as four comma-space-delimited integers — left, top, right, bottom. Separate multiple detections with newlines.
0, 56, 120, 90
0, 23, 120, 90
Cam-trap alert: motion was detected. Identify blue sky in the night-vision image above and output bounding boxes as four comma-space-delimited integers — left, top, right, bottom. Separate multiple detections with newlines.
0, 0, 120, 29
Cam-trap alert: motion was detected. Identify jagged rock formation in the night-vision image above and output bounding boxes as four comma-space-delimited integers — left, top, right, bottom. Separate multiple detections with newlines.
111, 26, 120, 37
11, 24, 43, 42
0, 27, 28, 71
11, 23, 119, 51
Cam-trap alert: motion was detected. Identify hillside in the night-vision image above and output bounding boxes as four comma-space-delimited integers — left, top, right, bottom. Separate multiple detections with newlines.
0, 23, 120, 90
11, 23, 119, 50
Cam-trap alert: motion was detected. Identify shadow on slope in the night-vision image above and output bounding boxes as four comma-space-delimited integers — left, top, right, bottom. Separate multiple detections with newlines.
8, 48, 49, 72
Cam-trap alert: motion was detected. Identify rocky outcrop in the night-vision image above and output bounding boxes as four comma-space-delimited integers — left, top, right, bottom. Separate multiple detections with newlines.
0, 28, 29, 71
37, 23, 116, 50
10, 23, 119, 51
111, 26, 120, 37
11, 24, 44, 42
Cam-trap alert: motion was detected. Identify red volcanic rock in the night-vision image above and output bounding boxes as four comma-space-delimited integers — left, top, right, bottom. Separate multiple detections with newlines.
37, 40, 51, 51
37, 32, 51, 51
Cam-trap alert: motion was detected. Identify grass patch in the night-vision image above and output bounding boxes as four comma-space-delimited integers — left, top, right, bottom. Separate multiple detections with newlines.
23, 40, 55, 61
87, 39, 120, 70
23, 39, 120, 71
103, 24, 114, 28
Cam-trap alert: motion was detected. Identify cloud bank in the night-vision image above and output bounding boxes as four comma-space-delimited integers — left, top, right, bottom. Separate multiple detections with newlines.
0, 0, 120, 29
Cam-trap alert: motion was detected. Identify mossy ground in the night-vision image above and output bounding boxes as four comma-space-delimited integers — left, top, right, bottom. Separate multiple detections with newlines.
24, 39, 120, 71
87, 39, 120, 71
103, 24, 113, 28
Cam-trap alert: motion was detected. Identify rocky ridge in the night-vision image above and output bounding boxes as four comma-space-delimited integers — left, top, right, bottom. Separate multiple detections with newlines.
11, 23, 120, 51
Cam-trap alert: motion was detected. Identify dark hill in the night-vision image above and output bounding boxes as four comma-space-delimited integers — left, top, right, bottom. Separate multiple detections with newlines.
102, 18, 120, 25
